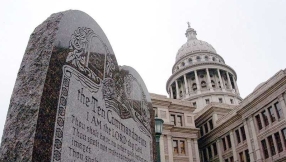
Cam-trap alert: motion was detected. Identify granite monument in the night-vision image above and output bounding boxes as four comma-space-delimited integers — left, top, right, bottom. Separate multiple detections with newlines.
0, 10, 155, 162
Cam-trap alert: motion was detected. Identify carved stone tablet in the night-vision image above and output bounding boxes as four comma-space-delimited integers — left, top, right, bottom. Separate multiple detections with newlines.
0, 10, 155, 162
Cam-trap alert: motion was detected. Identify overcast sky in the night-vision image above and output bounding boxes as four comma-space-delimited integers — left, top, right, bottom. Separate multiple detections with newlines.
1, 0, 286, 141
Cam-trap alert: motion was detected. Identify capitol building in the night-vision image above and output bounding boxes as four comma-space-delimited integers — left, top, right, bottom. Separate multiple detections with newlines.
151, 25, 286, 162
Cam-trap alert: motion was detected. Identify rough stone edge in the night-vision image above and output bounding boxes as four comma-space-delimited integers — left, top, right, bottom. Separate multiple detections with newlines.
0, 12, 63, 162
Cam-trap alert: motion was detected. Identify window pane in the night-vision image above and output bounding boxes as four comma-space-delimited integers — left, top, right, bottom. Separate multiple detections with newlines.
239, 152, 245, 162
236, 129, 241, 143
209, 119, 213, 130
256, 115, 263, 130
275, 102, 283, 119
261, 139, 269, 158
240, 127, 246, 141
170, 115, 175, 125
227, 135, 232, 148
230, 156, 234, 162
180, 141, 185, 155
173, 140, 178, 154
177, 115, 182, 126
208, 146, 212, 159
267, 136, 276, 156
213, 143, 217, 156
268, 106, 276, 122
282, 128, 286, 147
262, 110, 269, 126
222, 138, 227, 151
203, 148, 207, 161
245, 149, 250, 162
200, 127, 204, 136
204, 123, 209, 133
275, 132, 283, 153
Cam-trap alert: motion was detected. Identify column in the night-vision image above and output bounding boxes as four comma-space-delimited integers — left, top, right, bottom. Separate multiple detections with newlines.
226, 72, 232, 90
194, 139, 201, 162
233, 77, 240, 95
187, 139, 194, 162
160, 135, 165, 162
249, 116, 262, 161
194, 70, 201, 94
243, 120, 255, 162
230, 130, 238, 162
167, 135, 174, 162
278, 95, 286, 119
184, 74, 189, 97
175, 80, 179, 99
216, 139, 223, 162
170, 86, 174, 99
206, 68, 214, 92
217, 69, 225, 91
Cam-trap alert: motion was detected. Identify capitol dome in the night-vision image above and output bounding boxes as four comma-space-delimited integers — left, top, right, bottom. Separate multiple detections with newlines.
176, 26, 217, 61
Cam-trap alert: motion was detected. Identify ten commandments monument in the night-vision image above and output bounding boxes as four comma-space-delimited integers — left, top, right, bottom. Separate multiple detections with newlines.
0, 10, 155, 162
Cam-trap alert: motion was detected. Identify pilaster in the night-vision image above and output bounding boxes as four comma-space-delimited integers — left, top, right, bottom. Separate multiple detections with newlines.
249, 116, 262, 161
278, 95, 286, 119
194, 139, 201, 162
187, 139, 194, 162
230, 130, 238, 162
167, 135, 174, 162
216, 139, 223, 162
160, 135, 165, 162
243, 119, 255, 162
226, 72, 232, 90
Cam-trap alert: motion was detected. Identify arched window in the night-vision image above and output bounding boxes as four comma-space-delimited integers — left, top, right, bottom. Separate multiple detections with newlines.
212, 57, 216, 61
192, 83, 197, 91
211, 80, 215, 88
201, 81, 207, 88
181, 62, 185, 67
196, 56, 201, 62
205, 56, 209, 61
189, 58, 193, 64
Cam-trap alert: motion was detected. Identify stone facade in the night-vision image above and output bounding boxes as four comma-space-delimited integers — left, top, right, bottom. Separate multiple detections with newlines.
152, 25, 286, 162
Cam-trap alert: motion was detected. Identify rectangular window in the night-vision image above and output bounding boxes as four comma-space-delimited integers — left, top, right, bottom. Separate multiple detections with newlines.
227, 135, 232, 148
209, 119, 213, 130
170, 115, 175, 125
203, 148, 207, 161
282, 128, 286, 147
204, 123, 209, 134
177, 115, 182, 126
213, 143, 217, 156
262, 110, 269, 126
240, 127, 246, 141
230, 99, 233, 104
245, 149, 250, 162
235, 129, 241, 144
173, 140, 178, 154
275, 102, 283, 119
267, 135, 276, 156
208, 146, 212, 159
225, 159, 229, 162
274, 132, 283, 153
206, 99, 210, 104
230, 156, 234, 162
200, 127, 204, 136
261, 139, 269, 158
193, 102, 197, 107
180, 140, 185, 155
268, 106, 276, 122
219, 98, 223, 103
239, 152, 245, 162
255, 115, 263, 130
222, 138, 227, 151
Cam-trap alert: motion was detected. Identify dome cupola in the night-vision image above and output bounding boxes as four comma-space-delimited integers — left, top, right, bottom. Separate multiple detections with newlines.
176, 24, 217, 62
166, 23, 242, 111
